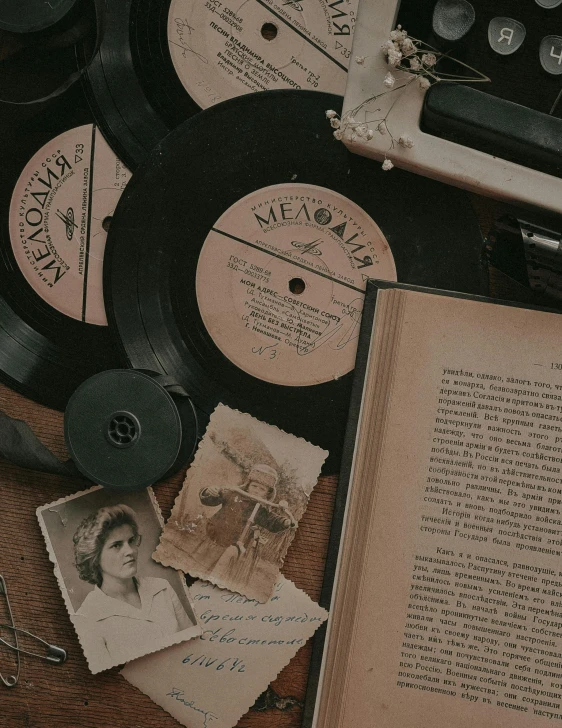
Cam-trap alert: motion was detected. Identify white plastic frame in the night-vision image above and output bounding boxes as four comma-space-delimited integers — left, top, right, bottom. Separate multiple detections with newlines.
343, 0, 562, 214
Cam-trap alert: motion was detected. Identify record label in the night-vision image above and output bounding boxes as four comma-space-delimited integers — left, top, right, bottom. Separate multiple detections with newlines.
196, 183, 396, 386
9, 125, 130, 326
167, 0, 357, 108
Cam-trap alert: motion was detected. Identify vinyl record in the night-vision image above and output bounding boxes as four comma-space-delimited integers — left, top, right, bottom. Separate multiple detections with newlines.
0, 85, 129, 409
0, 0, 80, 34
104, 90, 486, 471
0, 0, 97, 108
81, 0, 357, 170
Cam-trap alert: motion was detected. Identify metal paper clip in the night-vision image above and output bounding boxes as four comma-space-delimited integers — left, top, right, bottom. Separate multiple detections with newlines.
0, 575, 66, 687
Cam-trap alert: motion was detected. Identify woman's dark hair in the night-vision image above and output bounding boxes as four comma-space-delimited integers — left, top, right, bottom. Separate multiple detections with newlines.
73, 504, 139, 587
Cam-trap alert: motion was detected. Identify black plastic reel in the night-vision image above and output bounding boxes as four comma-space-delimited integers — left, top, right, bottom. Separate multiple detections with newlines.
64, 369, 199, 490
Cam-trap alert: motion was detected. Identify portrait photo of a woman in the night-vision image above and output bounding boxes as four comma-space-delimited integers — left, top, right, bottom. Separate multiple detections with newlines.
37, 487, 200, 674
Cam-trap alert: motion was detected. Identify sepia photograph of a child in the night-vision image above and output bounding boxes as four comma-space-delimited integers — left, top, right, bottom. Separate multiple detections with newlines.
37, 487, 200, 674
154, 404, 328, 603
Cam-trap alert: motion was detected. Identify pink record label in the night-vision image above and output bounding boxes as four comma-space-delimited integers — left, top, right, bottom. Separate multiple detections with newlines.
9, 125, 130, 326
167, 0, 357, 108
196, 183, 397, 386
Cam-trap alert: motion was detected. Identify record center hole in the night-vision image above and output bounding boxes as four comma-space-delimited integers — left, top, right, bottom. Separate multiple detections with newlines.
289, 277, 306, 294
102, 216, 113, 232
261, 22, 278, 40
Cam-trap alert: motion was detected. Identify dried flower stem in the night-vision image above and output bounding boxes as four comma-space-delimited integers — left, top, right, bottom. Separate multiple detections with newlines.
327, 25, 490, 170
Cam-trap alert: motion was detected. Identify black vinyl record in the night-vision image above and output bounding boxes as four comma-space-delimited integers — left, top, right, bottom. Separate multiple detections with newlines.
0, 84, 125, 409
105, 90, 486, 471
0, 0, 80, 34
80, 0, 199, 171
0, 0, 97, 110
81, 0, 357, 170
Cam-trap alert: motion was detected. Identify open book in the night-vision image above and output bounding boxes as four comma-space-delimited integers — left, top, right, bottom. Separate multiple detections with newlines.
310, 281, 562, 727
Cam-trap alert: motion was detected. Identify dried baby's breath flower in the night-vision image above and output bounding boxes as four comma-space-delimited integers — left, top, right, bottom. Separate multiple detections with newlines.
400, 37, 415, 55
386, 48, 402, 67
383, 71, 396, 89
421, 52, 437, 67
409, 56, 421, 71
328, 25, 489, 169
381, 39, 394, 56
389, 25, 407, 42
399, 134, 414, 148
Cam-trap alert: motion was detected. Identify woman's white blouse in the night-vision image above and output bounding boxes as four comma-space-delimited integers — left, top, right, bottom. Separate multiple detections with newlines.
72, 576, 192, 672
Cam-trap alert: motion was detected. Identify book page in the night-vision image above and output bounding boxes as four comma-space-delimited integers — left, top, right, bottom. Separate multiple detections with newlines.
321, 290, 562, 727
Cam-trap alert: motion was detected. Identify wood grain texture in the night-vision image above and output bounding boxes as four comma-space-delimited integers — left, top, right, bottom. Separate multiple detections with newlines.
0, 383, 338, 728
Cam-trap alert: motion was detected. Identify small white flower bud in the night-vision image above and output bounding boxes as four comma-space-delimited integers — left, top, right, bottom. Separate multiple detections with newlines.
418, 76, 430, 90
355, 124, 368, 137
330, 117, 341, 129
383, 71, 396, 89
382, 159, 394, 171
421, 52, 437, 67
333, 129, 344, 140
390, 27, 406, 42
366, 129, 374, 140
377, 122, 387, 135
409, 56, 421, 71
355, 55, 365, 65
399, 134, 414, 148
400, 37, 415, 55
325, 109, 338, 119
387, 48, 402, 67
381, 40, 394, 56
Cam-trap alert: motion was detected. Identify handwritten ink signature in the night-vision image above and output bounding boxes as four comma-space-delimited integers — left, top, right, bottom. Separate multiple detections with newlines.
170, 18, 209, 63
167, 689, 218, 727
296, 297, 363, 356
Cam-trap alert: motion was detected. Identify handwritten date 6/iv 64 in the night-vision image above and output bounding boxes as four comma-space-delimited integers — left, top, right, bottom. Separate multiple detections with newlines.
182, 653, 246, 672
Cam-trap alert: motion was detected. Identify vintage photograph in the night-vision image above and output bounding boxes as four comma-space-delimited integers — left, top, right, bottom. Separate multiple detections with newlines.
153, 404, 328, 602
37, 487, 200, 674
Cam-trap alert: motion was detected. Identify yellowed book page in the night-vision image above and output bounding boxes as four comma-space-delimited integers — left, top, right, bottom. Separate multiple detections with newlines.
334, 291, 562, 727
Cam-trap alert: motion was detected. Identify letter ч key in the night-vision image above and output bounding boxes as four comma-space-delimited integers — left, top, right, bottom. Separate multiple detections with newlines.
540, 36, 562, 75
